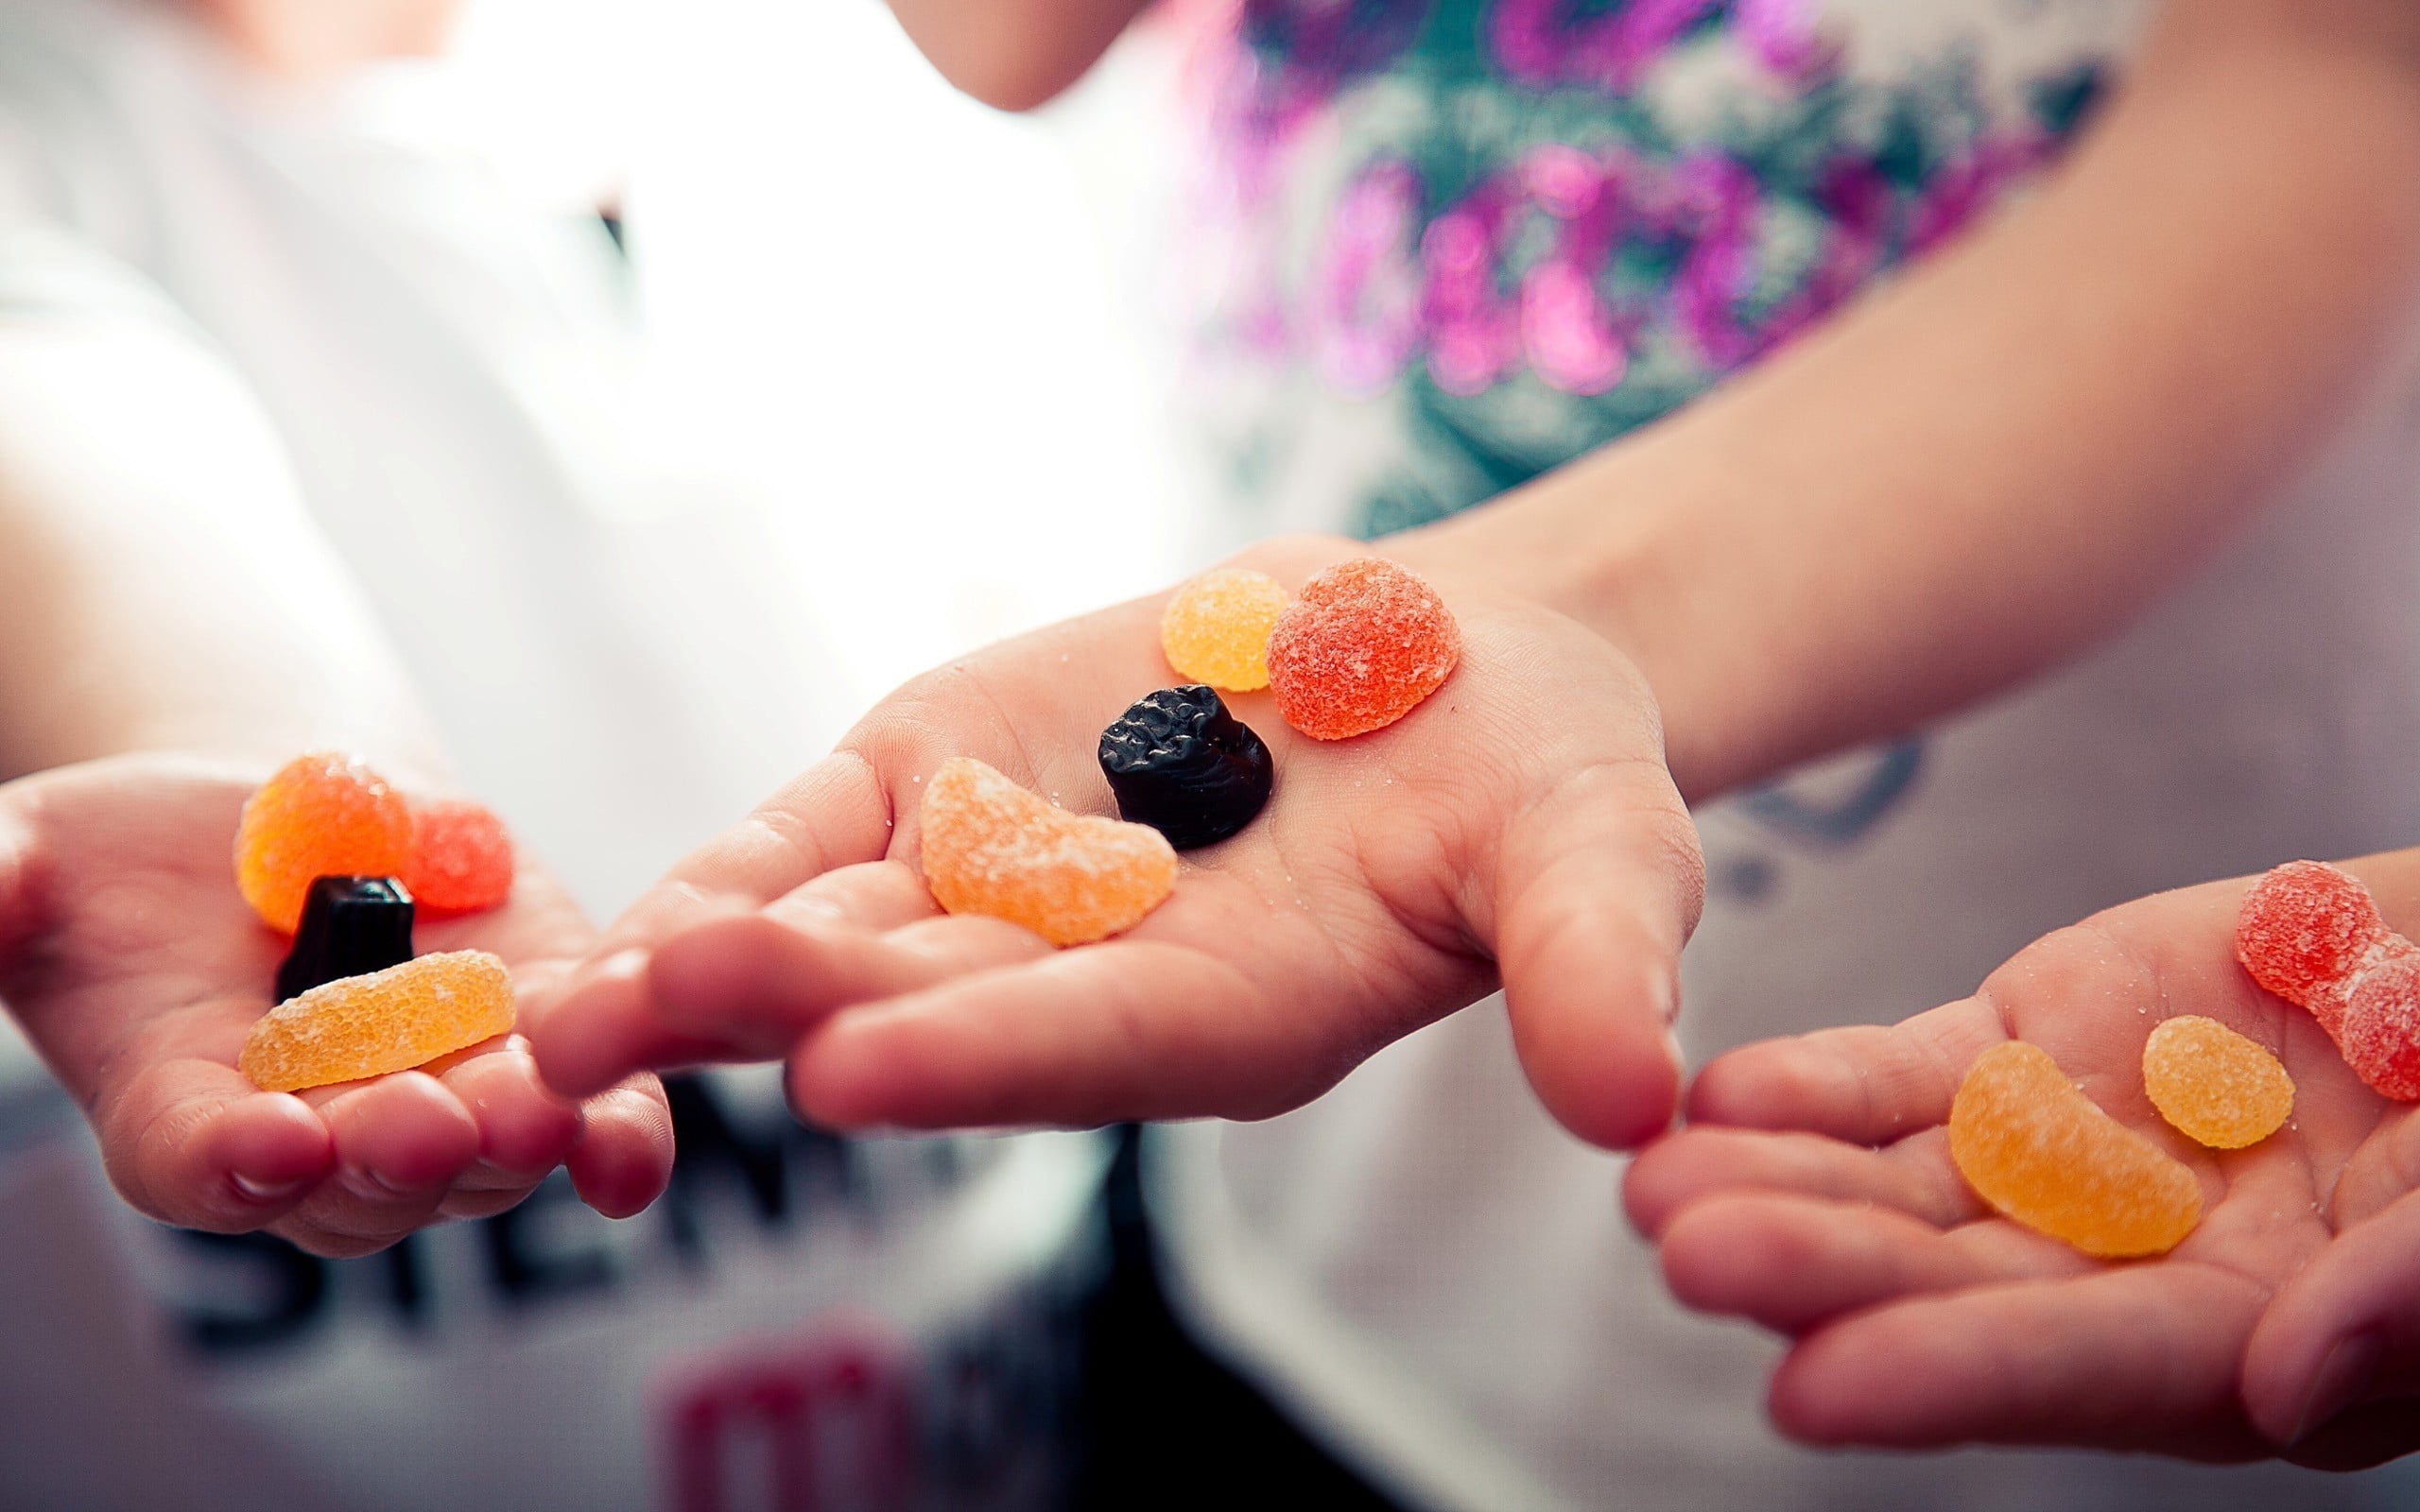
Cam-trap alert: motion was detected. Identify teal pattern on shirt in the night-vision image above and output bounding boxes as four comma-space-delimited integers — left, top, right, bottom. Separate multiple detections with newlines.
1183, 0, 2135, 538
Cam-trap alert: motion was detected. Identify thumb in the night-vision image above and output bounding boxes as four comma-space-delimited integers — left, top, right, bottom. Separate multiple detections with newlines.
1493, 758, 1703, 1149
2245, 1186, 2420, 1462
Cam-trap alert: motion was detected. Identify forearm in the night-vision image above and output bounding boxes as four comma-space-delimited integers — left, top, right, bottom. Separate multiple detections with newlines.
884, 0, 1151, 111
0, 312, 441, 781
1394, 0, 2420, 801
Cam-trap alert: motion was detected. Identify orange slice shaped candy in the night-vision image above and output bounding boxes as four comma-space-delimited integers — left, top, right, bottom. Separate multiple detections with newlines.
920, 757, 1176, 947
240, 950, 515, 1092
1947, 1040, 2202, 1258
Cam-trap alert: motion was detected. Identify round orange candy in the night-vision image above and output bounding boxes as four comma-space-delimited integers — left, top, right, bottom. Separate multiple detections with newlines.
404, 799, 515, 914
1266, 558, 1461, 741
234, 753, 414, 935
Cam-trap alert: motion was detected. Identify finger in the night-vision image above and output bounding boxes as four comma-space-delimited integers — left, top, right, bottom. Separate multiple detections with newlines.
565, 1074, 675, 1219
2244, 1187, 2420, 1448
527, 945, 742, 1099
769, 860, 942, 933
593, 752, 896, 954
434, 1040, 581, 1178
94, 1057, 334, 1230
1623, 1125, 1978, 1237
1495, 759, 1702, 1149
1685, 997, 2006, 1143
1657, 1194, 2089, 1334
1771, 1264, 2269, 1456
790, 940, 1319, 1129
279, 1072, 480, 1256
648, 910, 1051, 1057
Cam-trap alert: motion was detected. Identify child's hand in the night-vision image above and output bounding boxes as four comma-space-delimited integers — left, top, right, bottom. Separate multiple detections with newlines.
1625, 863, 2420, 1468
0, 753, 673, 1258
531, 535, 1703, 1148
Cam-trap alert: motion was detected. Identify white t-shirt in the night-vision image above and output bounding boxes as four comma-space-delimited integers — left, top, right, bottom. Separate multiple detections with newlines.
0, 3, 1104, 1507
1145, 0, 2420, 1505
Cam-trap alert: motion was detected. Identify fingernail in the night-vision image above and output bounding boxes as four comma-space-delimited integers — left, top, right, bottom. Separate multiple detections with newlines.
233, 1173, 307, 1203
1661, 1026, 1686, 1074
338, 1165, 419, 1201
2291, 1332, 2382, 1442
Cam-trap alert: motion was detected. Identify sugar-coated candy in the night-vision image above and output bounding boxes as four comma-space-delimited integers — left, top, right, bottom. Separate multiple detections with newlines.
1947, 1040, 2201, 1258
276, 876, 415, 1004
920, 757, 1177, 947
240, 950, 514, 1093
1161, 568, 1289, 693
2337, 951, 2420, 1101
2140, 1016, 2293, 1149
404, 799, 514, 914
235, 753, 414, 935
2236, 860, 2390, 1020
1266, 558, 1461, 741
1098, 686, 1274, 850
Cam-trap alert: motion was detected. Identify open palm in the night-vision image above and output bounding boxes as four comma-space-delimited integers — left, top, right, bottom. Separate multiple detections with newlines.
0, 752, 672, 1258
1627, 862, 2420, 1469
533, 535, 1703, 1148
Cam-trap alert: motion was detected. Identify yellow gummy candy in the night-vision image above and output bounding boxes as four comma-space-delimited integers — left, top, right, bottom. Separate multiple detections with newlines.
2141, 1015, 2294, 1149
1947, 1040, 2202, 1258
1161, 567, 1289, 693
239, 950, 516, 1092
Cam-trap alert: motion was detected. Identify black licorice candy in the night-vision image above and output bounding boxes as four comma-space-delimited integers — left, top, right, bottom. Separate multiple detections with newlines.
1098, 685, 1274, 850
276, 875, 415, 1003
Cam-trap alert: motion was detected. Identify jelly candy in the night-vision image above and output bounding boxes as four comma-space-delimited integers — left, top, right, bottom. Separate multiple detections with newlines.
2338, 952, 2420, 1101
240, 950, 514, 1092
1266, 558, 1461, 741
1161, 568, 1290, 693
2140, 1016, 2293, 1149
404, 799, 514, 914
2236, 860, 2390, 1018
235, 753, 414, 934
1098, 686, 1274, 850
2235, 860, 2420, 1100
1947, 1040, 2202, 1258
276, 876, 415, 1003
920, 756, 1176, 947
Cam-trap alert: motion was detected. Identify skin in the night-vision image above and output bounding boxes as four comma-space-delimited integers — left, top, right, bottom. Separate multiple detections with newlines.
1625, 854, 2420, 1470
0, 266, 671, 1255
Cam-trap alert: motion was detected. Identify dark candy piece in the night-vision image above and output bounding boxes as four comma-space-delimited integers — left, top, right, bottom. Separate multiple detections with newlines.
276, 875, 416, 1003
1098, 685, 1274, 850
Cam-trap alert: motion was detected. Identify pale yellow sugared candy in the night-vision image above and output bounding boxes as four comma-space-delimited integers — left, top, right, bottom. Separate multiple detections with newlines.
1947, 1040, 2202, 1258
2141, 1015, 2294, 1149
240, 950, 515, 1092
1161, 567, 1289, 693
920, 757, 1175, 947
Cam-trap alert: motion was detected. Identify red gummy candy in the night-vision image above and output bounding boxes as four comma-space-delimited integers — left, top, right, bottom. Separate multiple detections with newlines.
1266, 558, 1461, 741
2236, 860, 2390, 1011
403, 799, 514, 914
2338, 950, 2420, 1102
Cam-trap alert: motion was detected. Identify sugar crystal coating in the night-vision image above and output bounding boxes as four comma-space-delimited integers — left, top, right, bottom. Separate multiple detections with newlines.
2141, 1016, 2294, 1148
919, 757, 1177, 947
240, 950, 514, 1092
404, 799, 515, 914
1098, 685, 1273, 850
2237, 861, 2390, 1015
1947, 1040, 2201, 1258
235, 753, 414, 935
1161, 568, 1289, 692
1266, 558, 1461, 741
2336, 951, 2420, 1101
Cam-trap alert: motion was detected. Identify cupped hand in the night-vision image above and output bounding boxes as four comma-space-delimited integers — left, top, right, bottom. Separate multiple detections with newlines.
531, 534, 1703, 1147
1625, 855, 2420, 1468
0, 752, 672, 1257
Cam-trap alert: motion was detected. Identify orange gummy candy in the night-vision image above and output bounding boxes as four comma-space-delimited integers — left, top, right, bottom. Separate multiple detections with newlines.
1947, 1041, 2202, 1258
1161, 567, 1290, 692
404, 799, 515, 914
234, 752, 414, 935
1266, 558, 1460, 741
2141, 1016, 2294, 1149
919, 757, 1176, 947
239, 950, 515, 1092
